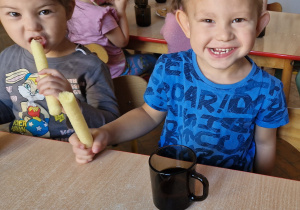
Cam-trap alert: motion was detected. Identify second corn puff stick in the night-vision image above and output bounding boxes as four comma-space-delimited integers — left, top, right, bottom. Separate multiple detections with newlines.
59, 91, 93, 148
30, 39, 62, 116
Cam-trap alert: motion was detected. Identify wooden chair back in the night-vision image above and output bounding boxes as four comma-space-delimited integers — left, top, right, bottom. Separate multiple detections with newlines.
112, 75, 148, 152
84, 43, 109, 63
277, 108, 300, 152
267, 2, 283, 12
296, 71, 300, 96
0, 24, 15, 52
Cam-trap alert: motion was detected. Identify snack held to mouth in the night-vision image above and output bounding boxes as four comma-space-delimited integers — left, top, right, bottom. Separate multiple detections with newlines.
59, 91, 93, 148
30, 39, 62, 116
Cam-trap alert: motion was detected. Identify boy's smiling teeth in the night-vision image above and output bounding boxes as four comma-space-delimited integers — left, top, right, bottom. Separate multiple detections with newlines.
210, 48, 234, 55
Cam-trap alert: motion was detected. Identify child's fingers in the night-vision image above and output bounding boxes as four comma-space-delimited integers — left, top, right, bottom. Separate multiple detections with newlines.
38, 71, 65, 85
70, 129, 109, 163
38, 68, 70, 88
38, 86, 65, 98
91, 128, 109, 153
75, 155, 94, 164
37, 74, 73, 95
72, 145, 93, 155
69, 133, 85, 149
38, 68, 64, 78
91, 140, 106, 154
71, 136, 95, 164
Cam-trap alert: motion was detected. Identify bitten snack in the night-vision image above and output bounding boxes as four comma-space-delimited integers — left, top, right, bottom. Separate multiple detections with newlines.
30, 39, 62, 116
59, 91, 93, 148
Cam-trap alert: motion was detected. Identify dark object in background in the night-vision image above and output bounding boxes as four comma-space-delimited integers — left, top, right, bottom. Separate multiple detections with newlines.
155, 0, 167, 3
135, 0, 151, 27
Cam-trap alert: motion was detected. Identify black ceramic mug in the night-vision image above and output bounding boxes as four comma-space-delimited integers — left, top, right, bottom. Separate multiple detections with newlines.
149, 145, 209, 210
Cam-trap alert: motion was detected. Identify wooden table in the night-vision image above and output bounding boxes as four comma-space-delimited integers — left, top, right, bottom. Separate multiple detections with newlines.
1, 132, 300, 209
126, 0, 300, 103
126, 0, 169, 54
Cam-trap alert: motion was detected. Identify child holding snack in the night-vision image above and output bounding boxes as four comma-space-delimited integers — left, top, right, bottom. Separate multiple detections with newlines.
160, 0, 191, 53
67, 0, 157, 78
69, 0, 289, 175
0, 0, 119, 140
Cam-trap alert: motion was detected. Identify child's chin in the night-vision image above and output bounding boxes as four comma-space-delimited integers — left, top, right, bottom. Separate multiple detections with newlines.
207, 60, 235, 70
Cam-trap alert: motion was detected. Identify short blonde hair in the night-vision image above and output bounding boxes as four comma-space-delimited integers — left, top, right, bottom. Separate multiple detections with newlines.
181, 0, 264, 16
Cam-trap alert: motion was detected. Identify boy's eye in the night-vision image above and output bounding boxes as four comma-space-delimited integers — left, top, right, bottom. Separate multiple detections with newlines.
39, 10, 51, 15
9, 12, 20, 17
233, 18, 245, 23
203, 19, 214, 23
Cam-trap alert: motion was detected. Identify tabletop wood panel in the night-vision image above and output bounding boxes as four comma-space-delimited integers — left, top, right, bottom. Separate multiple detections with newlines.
127, 0, 167, 40
1, 132, 300, 209
0, 132, 153, 209
253, 11, 300, 58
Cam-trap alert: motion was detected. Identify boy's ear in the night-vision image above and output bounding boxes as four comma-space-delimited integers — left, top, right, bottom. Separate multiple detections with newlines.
66, 0, 76, 20
256, 11, 270, 37
175, 10, 191, 38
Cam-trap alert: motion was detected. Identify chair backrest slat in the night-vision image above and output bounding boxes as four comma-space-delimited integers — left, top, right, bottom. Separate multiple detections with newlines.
112, 75, 148, 153
277, 108, 300, 152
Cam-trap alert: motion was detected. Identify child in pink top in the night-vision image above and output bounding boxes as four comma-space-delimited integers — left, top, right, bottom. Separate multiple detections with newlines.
160, 0, 191, 53
68, 0, 157, 78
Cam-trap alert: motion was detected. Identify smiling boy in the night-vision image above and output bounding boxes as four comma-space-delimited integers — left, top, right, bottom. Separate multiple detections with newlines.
69, 0, 289, 175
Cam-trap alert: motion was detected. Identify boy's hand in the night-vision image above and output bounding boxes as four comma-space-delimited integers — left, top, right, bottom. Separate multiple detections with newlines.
37, 69, 80, 114
37, 69, 73, 99
69, 128, 109, 164
37, 68, 73, 99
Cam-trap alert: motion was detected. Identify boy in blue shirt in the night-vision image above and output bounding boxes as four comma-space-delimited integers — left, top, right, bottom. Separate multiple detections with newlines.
70, 0, 289, 175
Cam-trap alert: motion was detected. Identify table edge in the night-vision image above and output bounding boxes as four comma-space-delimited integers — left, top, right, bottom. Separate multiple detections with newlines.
249, 51, 300, 61
129, 35, 300, 61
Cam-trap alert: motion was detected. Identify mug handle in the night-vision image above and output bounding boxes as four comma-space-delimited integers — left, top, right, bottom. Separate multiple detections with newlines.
189, 171, 209, 201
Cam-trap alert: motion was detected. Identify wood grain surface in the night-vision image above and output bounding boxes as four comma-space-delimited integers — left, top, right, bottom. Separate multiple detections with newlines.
1, 132, 300, 209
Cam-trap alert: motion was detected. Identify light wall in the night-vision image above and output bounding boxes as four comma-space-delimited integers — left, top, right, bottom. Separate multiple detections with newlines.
268, 0, 300, 14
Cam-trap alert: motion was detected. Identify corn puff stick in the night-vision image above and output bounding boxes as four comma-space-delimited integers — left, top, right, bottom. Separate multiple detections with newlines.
30, 39, 62, 116
59, 91, 93, 148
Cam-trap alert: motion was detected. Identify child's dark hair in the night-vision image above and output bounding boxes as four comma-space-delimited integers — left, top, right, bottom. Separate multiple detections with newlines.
58, 0, 70, 8
57, 0, 74, 17
57, 0, 74, 11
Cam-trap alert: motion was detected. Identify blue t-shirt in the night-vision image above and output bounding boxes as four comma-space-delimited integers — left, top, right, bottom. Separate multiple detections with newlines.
144, 49, 289, 171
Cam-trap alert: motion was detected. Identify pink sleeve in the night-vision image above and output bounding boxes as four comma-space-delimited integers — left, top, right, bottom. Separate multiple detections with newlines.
101, 7, 120, 35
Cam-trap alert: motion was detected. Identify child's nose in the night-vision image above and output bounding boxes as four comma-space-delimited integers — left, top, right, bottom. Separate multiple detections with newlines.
215, 25, 234, 42
23, 16, 42, 32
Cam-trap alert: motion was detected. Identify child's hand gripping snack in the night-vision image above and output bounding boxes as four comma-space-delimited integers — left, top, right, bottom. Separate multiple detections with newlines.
30, 39, 62, 116
59, 91, 93, 148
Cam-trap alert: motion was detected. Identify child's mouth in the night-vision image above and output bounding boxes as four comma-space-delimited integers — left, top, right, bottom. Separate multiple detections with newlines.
30, 37, 46, 47
31, 37, 42, 42
210, 48, 234, 55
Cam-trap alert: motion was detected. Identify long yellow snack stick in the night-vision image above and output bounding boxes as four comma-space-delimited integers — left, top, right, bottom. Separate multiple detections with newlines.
59, 91, 93, 148
30, 39, 62, 116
